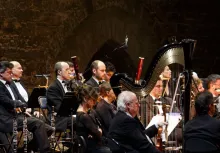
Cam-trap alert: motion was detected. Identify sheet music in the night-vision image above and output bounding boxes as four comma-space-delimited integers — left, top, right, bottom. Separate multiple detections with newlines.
146, 113, 182, 136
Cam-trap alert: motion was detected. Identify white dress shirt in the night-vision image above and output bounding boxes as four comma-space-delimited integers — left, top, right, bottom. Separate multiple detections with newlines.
57, 78, 68, 93
13, 79, 28, 102
0, 79, 16, 100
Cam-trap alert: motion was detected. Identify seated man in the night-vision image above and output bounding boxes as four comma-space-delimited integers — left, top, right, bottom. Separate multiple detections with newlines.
0, 61, 53, 153
184, 91, 220, 148
47, 61, 74, 131
108, 91, 165, 153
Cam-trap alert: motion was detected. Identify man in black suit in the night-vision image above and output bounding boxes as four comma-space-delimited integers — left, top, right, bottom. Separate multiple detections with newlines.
108, 91, 165, 153
86, 60, 106, 91
46, 61, 73, 131
143, 79, 181, 143
184, 91, 220, 148
10, 61, 41, 117
0, 61, 52, 153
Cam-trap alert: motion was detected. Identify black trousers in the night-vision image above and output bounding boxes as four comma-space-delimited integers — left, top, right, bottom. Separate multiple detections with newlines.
0, 115, 53, 153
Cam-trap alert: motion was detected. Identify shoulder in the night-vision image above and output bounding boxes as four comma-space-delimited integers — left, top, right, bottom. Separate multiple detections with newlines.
48, 80, 60, 89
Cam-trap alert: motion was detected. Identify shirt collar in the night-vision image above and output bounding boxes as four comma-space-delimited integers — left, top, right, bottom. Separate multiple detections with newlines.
92, 76, 100, 84
0, 79, 6, 85
57, 77, 64, 84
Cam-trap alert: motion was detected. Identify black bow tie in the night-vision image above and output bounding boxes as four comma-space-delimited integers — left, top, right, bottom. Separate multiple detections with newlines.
5, 81, 11, 85
155, 98, 161, 102
62, 80, 69, 85
13, 79, 20, 82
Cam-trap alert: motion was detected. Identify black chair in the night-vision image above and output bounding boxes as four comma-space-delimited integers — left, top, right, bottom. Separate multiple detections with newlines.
0, 133, 14, 153
75, 136, 87, 153
184, 137, 220, 153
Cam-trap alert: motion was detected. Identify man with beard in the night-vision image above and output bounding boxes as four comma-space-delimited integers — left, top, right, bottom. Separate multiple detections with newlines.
86, 60, 106, 91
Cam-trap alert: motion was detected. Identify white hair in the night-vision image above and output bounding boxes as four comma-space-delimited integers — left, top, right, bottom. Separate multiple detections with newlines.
117, 91, 136, 112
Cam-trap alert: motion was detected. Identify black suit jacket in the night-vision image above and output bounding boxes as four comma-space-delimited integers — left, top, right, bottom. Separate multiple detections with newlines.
94, 99, 117, 136
0, 81, 25, 133
85, 77, 99, 92
108, 111, 161, 153
184, 114, 220, 146
46, 79, 65, 113
10, 81, 27, 103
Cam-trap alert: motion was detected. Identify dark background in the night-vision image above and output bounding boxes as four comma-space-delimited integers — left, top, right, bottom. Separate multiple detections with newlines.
0, 0, 219, 90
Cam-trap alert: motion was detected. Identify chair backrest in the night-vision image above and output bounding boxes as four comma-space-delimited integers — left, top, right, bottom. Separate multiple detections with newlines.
38, 96, 47, 109
77, 136, 87, 153
184, 137, 220, 153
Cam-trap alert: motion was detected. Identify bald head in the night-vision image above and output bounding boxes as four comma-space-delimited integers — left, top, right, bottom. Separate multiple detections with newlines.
54, 61, 71, 81
10, 61, 23, 79
91, 60, 106, 81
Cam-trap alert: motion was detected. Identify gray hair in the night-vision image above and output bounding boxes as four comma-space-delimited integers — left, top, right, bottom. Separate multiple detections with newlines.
117, 91, 136, 112
54, 61, 67, 76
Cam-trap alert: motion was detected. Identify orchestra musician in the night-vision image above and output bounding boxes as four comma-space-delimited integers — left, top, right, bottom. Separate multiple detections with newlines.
103, 61, 116, 82
144, 78, 182, 145
67, 61, 76, 79
75, 84, 111, 153
0, 61, 53, 153
86, 60, 106, 91
206, 74, 220, 118
108, 91, 166, 153
184, 91, 220, 149
46, 61, 74, 131
190, 78, 205, 119
144, 78, 173, 125
10, 61, 40, 117
93, 82, 117, 137
160, 66, 172, 97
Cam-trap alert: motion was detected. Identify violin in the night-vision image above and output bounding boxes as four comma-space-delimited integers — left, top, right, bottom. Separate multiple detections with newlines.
156, 126, 163, 151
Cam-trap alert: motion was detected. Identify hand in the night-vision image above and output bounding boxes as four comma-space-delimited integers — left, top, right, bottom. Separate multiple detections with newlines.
26, 108, 32, 113
33, 111, 41, 118
17, 101, 27, 108
155, 121, 168, 128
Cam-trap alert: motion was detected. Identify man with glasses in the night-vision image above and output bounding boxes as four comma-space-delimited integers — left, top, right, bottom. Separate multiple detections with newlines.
184, 91, 220, 151
143, 79, 173, 125
108, 91, 164, 153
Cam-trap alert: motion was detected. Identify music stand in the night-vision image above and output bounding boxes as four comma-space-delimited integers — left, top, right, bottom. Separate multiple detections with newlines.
28, 87, 47, 108
57, 92, 79, 117
57, 92, 79, 152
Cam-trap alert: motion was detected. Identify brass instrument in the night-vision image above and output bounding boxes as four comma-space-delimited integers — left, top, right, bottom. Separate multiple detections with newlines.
36, 74, 50, 88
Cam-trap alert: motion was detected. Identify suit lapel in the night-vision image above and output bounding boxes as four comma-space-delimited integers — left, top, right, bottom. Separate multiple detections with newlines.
0, 81, 13, 98
55, 79, 65, 96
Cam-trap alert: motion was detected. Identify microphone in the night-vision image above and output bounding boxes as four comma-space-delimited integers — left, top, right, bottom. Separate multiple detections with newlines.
35, 74, 50, 77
